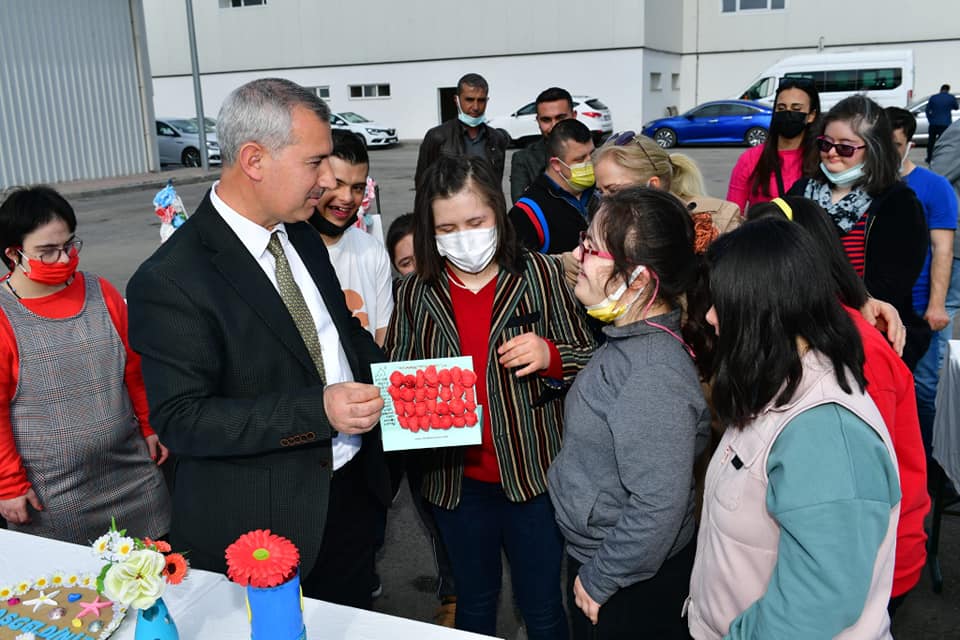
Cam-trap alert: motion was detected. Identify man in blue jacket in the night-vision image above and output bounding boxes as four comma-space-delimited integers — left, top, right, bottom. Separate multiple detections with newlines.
925, 84, 959, 163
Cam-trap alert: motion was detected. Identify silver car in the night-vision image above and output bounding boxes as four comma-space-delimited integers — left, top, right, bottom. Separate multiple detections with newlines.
907, 95, 960, 145
156, 118, 221, 166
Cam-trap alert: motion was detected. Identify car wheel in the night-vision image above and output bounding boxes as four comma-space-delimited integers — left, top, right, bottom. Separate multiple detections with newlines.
653, 128, 677, 149
181, 148, 202, 167
745, 127, 767, 147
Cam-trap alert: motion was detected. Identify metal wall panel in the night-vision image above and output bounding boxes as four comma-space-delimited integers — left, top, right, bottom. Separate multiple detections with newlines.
0, 0, 150, 188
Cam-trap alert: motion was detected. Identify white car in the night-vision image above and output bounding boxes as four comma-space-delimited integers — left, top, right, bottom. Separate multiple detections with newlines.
486, 95, 614, 146
329, 112, 398, 148
156, 118, 221, 167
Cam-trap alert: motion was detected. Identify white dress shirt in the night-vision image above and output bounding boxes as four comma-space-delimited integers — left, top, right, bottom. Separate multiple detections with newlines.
211, 183, 360, 469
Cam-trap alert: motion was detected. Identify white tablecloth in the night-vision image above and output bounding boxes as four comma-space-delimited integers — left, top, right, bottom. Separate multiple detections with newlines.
0, 529, 495, 639
933, 340, 960, 493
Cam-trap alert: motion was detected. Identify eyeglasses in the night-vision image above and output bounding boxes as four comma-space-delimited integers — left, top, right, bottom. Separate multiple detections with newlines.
778, 76, 816, 90
578, 232, 615, 264
816, 136, 866, 158
19, 239, 83, 265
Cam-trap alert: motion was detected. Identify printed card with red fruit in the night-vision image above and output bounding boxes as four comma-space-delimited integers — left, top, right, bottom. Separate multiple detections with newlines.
370, 356, 483, 451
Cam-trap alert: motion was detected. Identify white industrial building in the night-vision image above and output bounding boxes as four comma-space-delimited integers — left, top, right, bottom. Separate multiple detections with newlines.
0, 1, 158, 189
144, 0, 960, 140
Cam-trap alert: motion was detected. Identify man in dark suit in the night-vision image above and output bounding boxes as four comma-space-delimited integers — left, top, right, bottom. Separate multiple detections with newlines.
127, 78, 391, 610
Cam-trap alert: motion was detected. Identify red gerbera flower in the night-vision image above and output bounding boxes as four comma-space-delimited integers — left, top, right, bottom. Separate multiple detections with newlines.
225, 529, 300, 588
162, 553, 189, 585
144, 537, 172, 553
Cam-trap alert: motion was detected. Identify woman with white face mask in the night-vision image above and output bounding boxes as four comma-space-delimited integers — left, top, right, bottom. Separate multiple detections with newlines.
788, 95, 931, 370
547, 187, 712, 639
385, 155, 595, 640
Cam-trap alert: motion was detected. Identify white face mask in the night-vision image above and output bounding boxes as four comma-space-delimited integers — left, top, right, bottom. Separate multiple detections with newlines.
435, 226, 498, 273
899, 141, 914, 173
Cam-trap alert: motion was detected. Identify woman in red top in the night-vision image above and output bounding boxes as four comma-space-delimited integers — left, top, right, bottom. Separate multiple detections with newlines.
726, 78, 821, 213
748, 196, 929, 615
0, 186, 170, 544
385, 156, 595, 639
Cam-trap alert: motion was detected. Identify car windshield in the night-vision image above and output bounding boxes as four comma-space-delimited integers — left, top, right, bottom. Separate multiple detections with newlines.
167, 119, 200, 134
188, 118, 217, 133
339, 112, 370, 124
585, 98, 608, 110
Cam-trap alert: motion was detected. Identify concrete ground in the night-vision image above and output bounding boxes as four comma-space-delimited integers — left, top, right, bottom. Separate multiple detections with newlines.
46, 143, 960, 639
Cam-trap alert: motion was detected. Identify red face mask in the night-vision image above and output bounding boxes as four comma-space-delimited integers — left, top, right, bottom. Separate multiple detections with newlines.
19, 252, 79, 286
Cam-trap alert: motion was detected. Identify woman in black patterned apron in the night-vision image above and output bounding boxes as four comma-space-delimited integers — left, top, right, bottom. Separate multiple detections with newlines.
0, 186, 170, 544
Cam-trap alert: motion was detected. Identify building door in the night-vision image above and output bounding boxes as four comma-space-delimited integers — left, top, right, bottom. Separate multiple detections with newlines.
438, 87, 458, 124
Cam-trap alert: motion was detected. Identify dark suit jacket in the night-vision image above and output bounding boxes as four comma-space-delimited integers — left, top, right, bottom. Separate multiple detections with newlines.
127, 193, 390, 575
414, 118, 511, 188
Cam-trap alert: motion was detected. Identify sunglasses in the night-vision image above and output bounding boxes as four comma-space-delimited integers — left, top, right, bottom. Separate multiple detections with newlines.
816, 136, 866, 158
578, 231, 615, 264
609, 130, 657, 166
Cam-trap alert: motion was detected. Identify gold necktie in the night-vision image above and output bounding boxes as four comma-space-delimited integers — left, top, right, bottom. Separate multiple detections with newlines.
266, 231, 326, 382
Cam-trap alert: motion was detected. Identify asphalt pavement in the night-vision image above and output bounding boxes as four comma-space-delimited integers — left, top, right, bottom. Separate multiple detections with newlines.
47, 144, 960, 639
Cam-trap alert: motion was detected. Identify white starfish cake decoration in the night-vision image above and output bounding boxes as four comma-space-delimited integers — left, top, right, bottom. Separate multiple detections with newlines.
22, 589, 60, 613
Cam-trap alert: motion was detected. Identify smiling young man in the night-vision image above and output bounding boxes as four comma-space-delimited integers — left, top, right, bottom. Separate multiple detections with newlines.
309, 130, 394, 348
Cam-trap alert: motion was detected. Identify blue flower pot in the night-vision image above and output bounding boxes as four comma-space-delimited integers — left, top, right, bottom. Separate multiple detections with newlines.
135, 597, 179, 640
246, 569, 306, 640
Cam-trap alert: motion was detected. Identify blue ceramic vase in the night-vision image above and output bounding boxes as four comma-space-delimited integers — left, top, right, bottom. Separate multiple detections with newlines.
135, 597, 179, 640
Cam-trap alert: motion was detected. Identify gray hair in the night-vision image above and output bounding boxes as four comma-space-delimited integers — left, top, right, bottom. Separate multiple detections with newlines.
217, 78, 330, 166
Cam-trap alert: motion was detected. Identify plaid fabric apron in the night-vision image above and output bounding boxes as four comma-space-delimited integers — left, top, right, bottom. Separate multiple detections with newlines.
0, 273, 170, 544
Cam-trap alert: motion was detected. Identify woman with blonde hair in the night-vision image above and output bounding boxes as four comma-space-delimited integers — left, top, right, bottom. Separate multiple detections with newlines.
594, 132, 741, 251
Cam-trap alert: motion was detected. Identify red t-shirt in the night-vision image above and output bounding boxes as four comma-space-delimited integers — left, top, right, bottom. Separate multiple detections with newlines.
0, 273, 155, 500
844, 305, 929, 596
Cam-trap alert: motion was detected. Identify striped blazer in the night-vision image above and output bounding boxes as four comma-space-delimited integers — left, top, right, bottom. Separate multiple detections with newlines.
385, 251, 596, 508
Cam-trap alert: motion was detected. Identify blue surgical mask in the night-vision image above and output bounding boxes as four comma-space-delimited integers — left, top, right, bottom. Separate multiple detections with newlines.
820, 161, 865, 187
456, 98, 485, 128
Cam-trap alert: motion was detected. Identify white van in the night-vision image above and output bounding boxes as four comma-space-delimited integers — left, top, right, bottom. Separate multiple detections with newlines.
737, 50, 915, 109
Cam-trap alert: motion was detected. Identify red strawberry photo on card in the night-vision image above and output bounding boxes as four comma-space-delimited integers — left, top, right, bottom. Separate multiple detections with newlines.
372, 357, 483, 450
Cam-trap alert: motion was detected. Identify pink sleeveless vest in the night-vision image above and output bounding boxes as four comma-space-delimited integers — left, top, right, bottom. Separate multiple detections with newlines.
686, 352, 899, 639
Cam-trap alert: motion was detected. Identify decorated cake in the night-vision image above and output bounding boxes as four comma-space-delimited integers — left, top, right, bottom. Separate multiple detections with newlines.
0, 574, 126, 640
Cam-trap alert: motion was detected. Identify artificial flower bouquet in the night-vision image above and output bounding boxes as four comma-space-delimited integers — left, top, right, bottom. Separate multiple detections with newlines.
225, 529, 306, 640
91, 520, 188, 611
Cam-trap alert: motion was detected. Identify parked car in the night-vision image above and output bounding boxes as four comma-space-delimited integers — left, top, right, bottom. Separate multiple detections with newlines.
156, 118, 221, 166
907, 94, 960, 145
486, 95, 614, 147
641, 100, 772, 148
329, 112, 398, 147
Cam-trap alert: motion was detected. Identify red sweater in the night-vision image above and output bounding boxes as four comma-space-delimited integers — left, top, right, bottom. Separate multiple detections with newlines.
448, 271, 562, 484
0, 273, 155, 500
845, 306, 929, 597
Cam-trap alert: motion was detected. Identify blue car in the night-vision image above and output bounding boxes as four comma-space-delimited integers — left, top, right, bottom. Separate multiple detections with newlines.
641, 100, 772, 148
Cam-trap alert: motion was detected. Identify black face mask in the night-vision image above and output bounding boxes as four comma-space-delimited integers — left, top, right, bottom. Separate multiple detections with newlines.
771, 110, 809, 139
310, 209, 358, 238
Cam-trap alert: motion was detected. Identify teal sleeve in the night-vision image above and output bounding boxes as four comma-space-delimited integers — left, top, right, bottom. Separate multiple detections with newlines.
725, 404, 900, 640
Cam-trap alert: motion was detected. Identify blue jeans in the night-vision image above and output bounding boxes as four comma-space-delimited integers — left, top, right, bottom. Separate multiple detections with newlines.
915, 257, 960, 455
432, 478, 568, 640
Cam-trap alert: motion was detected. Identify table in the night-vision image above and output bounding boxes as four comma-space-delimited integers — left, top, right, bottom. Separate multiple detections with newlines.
0, 529, 496, 639
928, 339, 960, 593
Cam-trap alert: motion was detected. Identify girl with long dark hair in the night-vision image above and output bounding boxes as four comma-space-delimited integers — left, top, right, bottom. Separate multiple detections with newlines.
747, 196, 929, 616
686, 218, 901, 639
727, 78, 821, 211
